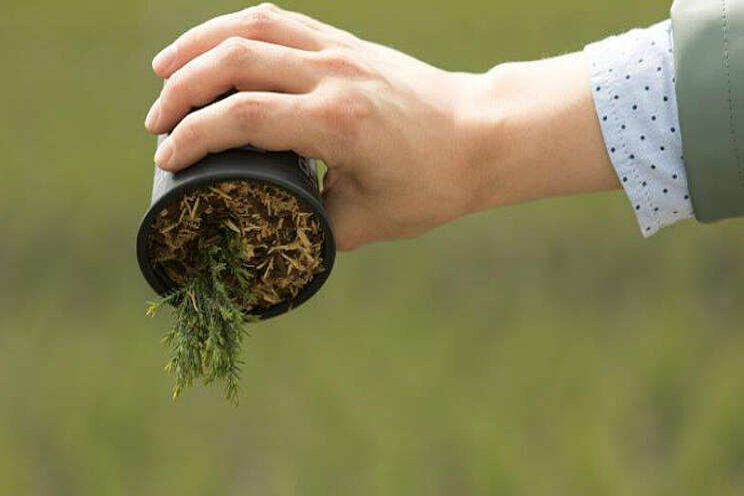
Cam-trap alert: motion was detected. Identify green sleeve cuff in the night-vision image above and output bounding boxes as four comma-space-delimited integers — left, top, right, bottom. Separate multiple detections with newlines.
671, 0, 744, 222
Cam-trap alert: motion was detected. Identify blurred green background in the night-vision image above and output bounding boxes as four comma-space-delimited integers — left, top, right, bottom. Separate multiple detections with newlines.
1, 0, 743, 494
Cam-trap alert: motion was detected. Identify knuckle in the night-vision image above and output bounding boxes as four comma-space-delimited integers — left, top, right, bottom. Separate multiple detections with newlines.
256, 2, 279, 12
240, 4, 279, 34
331, 31, 362, 49
315, 50, 367, 77
316, 89, 373, 136
221, 36, 251, 63
251, 9, 274, 26
230, 96, 266, 128
310, 99, 336, 128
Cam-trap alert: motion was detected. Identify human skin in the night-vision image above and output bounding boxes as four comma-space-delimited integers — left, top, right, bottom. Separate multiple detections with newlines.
145, 3, 620, 250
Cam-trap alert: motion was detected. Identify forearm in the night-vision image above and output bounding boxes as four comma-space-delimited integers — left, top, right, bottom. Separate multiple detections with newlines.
463, 52, 620, 214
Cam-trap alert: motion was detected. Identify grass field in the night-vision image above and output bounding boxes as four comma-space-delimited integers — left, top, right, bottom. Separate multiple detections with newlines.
1, 0, 743, 494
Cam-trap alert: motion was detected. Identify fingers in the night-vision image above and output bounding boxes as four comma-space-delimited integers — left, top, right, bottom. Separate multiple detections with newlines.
152, 3, 328, 78
154, 92, 318, 172
146, 38, 318, 135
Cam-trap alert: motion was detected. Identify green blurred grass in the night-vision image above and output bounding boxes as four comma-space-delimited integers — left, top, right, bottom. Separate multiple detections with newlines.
1, 0, 743, 494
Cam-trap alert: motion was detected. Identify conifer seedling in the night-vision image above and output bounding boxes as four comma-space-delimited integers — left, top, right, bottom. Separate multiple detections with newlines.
145, 181, 325, 404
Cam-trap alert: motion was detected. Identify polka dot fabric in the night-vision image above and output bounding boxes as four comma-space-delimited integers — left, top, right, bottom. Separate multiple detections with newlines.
585, 21, 694, 237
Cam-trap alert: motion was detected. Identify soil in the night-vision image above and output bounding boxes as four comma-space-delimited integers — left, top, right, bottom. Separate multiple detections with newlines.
148, 180, 325, 311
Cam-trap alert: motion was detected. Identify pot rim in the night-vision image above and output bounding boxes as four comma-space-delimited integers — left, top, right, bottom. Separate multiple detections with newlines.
136, 165, 336, 320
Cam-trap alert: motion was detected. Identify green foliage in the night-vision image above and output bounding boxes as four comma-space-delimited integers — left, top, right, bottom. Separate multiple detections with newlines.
147, 229, 256, 405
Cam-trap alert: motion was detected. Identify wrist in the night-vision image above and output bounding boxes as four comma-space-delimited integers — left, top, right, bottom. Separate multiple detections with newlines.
454, 64, 524, 215
458, 53, 619, 216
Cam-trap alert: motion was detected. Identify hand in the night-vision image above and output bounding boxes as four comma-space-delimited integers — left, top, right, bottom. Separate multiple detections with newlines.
145, 3, 620, 250
145, 3, 486, 250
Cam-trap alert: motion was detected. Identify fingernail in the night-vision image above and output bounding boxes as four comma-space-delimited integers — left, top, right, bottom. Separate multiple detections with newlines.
154, 139, 174, 168
144, 99, 160, 130
152, 45, 177, 74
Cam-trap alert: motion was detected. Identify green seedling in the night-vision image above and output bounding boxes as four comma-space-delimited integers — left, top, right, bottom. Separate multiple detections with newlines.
146, 181, 325, 404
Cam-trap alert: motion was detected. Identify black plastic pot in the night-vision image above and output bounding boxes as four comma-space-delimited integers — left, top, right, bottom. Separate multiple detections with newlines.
137, 138, 336, 320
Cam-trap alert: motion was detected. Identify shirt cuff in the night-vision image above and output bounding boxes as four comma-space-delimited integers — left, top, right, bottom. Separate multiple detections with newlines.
585, 20, 694, 237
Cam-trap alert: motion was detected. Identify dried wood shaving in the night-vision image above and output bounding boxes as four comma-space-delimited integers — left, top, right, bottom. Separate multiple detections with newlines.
149, 181, 325, 311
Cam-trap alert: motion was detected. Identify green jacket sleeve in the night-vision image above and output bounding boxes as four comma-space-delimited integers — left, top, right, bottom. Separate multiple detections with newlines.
671, 0, 744, 222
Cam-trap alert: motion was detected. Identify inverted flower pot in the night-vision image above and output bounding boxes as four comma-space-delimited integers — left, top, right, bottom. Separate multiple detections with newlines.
137, 138, 336, 320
